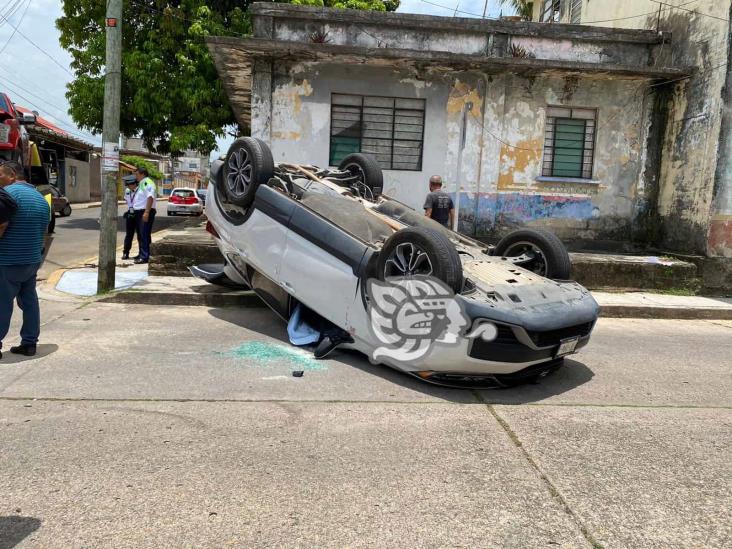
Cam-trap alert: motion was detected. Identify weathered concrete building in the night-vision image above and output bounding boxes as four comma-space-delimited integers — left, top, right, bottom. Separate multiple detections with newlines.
531, 0, 732, 288
207, 2, 731, 288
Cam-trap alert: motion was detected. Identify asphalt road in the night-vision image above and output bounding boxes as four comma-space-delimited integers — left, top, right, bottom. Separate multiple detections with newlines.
39, 204, 186, 280
0, 302, 729, 548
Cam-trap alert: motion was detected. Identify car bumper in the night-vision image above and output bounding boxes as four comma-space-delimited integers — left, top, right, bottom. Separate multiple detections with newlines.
168, 204, 203, 214
353, 301, 597, 378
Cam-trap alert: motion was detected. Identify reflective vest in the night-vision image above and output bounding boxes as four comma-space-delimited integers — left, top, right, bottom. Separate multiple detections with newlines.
140, 177, 156, 196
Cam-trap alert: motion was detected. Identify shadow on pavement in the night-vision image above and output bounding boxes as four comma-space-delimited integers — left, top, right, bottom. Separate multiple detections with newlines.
474, 359, 594, 404
0, 344, 59, 364
208, 307, 594, 404
0, 516, 42, 549
59, 216, 184, 232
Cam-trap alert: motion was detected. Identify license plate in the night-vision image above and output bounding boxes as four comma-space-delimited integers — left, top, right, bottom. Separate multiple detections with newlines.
0, 125, 9, 143
556, 337, 579, 357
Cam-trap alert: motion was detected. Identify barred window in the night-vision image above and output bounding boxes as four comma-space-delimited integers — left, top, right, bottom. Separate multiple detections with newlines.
329, 93, 425, 171
542, 106, 596, 179
541, 0, 561, 22
570, 0, 582, 24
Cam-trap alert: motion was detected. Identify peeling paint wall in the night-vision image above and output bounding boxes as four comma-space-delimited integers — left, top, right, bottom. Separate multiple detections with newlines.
267, 13, 656, 65
257, 63, 452, 205
256, 61, 654, 248
541, 0, 732, 258
466, 74, 651, 244
654, 1, 730, 256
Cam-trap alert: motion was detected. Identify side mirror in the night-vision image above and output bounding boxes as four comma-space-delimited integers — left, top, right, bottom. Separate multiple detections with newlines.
18, 112, 36, 125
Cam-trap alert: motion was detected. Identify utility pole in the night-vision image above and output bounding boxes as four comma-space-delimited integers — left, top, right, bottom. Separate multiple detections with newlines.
98, 0, 122, 293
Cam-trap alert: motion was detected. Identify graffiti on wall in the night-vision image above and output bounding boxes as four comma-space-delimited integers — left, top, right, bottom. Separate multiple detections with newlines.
452, 191, 595, 235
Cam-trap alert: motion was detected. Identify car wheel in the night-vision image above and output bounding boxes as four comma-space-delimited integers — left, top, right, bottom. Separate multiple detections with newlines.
376, 226, 463, 293
338, 153, 383, 199
494, 228, 571, 280
223, 137, 274, 208
61, 204, 72, 217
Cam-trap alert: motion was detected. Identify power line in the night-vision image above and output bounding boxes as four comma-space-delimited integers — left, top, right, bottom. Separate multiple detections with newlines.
0, 7, 74, 77
0, 68, 70, 113
649, 0, 728, 23
580, 0, 700, 25
0, 0, 30, 55
0, 0, 26, 28
418, 0, 495, 19
2, 81, 96, 143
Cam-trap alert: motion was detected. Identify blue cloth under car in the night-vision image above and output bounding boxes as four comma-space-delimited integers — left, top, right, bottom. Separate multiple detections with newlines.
287, 303, 321, 346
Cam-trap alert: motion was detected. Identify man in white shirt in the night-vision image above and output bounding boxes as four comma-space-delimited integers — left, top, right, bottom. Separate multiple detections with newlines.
132, 167, 157, 264
122, 175, 140, 260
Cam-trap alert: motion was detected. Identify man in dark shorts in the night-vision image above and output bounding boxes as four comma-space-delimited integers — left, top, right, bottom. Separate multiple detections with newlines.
423, 175, 454, 228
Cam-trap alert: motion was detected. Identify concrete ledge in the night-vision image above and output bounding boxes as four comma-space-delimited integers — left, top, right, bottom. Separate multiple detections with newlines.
149, 218, 223, 276
570, 252, 699, 292
593, 291, 732, 320
600, 305, 732, 320
105, 276, 732, 320
97, 275, 265, 308
101, 289, 265, 308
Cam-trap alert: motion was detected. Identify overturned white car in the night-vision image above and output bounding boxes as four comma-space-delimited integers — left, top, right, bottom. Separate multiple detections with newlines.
198, 137, 599, 387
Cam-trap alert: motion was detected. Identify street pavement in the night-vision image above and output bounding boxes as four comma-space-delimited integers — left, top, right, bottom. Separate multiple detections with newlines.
39, 205, 185, 281
0, 300, 730, 548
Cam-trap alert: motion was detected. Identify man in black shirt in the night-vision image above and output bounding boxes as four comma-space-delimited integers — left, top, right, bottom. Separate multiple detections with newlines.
423, 175, 454, 228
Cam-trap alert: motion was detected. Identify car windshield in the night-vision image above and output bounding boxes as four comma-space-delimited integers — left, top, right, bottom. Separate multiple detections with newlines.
0, 95, 10, 112
173, 190, 195, 198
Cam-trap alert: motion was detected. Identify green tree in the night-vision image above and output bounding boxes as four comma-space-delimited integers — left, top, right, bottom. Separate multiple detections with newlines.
501, 0, 533, 19
58, 0, 399, 156
121, 155, 164, 180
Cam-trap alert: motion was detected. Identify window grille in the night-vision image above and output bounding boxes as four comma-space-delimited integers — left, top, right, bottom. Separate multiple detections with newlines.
329, 93, 425, 171
542, 106, 596, 179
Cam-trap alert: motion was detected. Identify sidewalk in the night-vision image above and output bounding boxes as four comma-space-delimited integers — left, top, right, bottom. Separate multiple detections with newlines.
82, 274, 732, 320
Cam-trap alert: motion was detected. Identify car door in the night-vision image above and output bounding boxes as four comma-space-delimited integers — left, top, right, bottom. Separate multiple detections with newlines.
221, 185, 294, 285
278, 203, 368, 329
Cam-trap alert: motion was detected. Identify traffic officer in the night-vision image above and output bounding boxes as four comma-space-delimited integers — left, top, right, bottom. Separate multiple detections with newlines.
122, 175, 139, 260
133, 167, 157, 264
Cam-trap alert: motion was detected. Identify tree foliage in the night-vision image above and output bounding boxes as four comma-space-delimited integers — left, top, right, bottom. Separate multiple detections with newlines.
121, 155, 164, 179
500, 0, 533, 19
58, 0, 399, 155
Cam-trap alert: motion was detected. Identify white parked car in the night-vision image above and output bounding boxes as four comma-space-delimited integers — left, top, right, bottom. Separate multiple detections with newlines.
167, 187, 203, 216
197, 137, 599, 387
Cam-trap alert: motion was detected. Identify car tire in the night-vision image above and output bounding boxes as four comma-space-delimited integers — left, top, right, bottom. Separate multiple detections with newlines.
338, 153, 383, 199
61, 205, 72, 217
494, 228, 571, 280
376, 226, 463, 293
223, 137, 274, 208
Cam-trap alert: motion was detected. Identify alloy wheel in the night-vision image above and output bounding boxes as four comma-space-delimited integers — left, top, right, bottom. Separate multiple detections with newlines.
383, 242, 434, 279
226, 148, 252, 198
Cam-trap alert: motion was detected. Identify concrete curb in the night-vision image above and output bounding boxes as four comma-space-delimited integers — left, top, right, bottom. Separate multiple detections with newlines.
100, 289, 266, 308
599, 305, 732, 320
100, 288, 732, 319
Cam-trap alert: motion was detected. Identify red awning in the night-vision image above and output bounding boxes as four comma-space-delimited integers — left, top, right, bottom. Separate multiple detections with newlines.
15, 105, 69, 136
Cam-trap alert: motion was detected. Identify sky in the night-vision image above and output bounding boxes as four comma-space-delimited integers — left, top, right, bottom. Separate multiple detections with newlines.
0, 0, 511, 159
